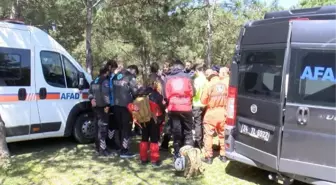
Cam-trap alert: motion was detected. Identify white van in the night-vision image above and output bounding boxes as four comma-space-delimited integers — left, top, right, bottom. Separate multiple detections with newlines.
0, 20, 95, 144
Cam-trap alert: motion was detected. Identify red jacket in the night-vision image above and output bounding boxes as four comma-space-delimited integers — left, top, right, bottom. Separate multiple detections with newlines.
164, 68, 194, 112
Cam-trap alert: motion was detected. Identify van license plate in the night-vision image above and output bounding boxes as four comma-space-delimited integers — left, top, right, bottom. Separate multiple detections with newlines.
240, 124, 270, 142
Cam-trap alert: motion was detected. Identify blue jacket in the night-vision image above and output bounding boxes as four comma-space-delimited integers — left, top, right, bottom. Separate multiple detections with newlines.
109, 73, 115, 106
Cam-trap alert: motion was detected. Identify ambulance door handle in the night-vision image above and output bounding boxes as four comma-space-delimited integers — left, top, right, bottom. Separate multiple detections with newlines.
39, 88, 47, 100
18, 88, 27, 101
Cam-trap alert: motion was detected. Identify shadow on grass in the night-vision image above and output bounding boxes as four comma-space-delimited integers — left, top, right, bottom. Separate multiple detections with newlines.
0, 137, 308, 185
225, 161, 277, 185
226, 161, 308, 185
1, 137, 206, 185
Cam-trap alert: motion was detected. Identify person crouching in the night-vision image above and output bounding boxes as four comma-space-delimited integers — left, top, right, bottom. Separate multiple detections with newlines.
127, 86, 165, 167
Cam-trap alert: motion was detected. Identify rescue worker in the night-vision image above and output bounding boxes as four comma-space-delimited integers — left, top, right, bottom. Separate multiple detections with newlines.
201, 69, 228, 164
219, 66, 230, 87
127, 83, 165, 167
112, 65, 139, 158
211, 65, 220, 74
88, 64, 111, 156
164, 59, 195, 159
184, 61, 195, 78
148, 62, 166, 132
184, 61, 192, 74
149, 62, 164, 95
160, 61, 173, 151
192, 63, 207, 149
162, 61, 171, 77
105, 60, 120, 151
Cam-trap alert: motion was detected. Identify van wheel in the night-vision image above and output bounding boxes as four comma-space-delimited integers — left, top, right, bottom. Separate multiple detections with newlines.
73, 112, 96, 144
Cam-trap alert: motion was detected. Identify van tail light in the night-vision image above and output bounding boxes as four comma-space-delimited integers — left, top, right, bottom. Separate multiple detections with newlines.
226, 86, 237, 126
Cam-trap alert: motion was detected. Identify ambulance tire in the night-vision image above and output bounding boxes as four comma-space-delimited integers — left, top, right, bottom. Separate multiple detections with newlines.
73, 112, 96, 144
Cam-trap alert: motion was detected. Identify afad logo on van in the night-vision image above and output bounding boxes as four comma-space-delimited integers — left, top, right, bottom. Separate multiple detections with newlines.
61, 93, 80, 100
300, 66, 336, 83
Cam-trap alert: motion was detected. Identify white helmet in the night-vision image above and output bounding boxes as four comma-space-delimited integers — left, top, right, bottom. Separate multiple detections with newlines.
174, 156, 186, 171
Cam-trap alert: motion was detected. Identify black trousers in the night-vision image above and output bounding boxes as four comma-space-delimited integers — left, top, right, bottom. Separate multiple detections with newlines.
170, 111, 194, 155
141, 119, 160, 143
160, 117, 172, 148
106, 106, 119, 149
94, 107, 109, 152
192, 106, 205, 147
113, 106, 132, 151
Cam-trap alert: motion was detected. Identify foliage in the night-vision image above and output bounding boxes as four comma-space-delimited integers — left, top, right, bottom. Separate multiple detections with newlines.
0, 0, 333, 76
299, 0, 336, 8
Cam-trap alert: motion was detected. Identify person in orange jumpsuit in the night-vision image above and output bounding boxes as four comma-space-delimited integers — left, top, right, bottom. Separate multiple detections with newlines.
201, 69, 228, 164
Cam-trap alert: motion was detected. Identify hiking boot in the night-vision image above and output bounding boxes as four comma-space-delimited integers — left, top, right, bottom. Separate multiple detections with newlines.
151, 161, 162, 167
202, 157, 213, 164
120, 150, 137, 159
219, 156, 228, 163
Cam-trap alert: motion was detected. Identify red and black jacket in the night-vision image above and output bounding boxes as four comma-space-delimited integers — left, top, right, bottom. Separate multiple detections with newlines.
163, 68, 195, 112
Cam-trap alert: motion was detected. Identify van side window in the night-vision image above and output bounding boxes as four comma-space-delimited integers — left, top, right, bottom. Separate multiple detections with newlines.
62, 56, 79, 88
40, 51, 66, 88
238, 49, 285, 100
288, 49, 336, 107
0, 47, 30, 86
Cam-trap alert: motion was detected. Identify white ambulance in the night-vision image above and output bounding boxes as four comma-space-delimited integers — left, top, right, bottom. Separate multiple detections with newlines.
0, 20, 95, 144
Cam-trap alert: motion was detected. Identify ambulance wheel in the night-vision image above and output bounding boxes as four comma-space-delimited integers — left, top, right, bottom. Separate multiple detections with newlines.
73, 112, 96, 144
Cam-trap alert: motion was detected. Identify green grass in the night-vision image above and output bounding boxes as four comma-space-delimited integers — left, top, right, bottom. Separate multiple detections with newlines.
0, 138, 307, 185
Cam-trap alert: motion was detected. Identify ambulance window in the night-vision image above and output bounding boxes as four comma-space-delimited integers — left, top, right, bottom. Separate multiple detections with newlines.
40, 51, 66, 88
288, 49, 336, 107
62, 56, 79, 88
0, 47, 30, 86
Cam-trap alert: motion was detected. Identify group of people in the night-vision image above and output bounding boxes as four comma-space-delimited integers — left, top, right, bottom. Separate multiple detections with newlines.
88, 58, 230, 169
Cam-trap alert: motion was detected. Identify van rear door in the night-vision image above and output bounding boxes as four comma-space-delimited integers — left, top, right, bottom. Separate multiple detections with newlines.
279, 20, 336, 182
233, 21, 289, 170
0, 26, 33, 142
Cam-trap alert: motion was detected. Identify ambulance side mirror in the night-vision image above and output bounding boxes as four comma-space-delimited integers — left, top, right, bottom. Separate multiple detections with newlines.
78, 72, 85, 90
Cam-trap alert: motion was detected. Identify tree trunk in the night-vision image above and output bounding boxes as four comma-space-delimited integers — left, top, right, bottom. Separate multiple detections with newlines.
205, 0, 214, 68
86, 0, 94, 76
0, 119, 10, 168
141, 45, 147, 84
10, 0, 20, 19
